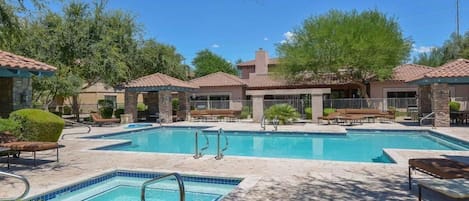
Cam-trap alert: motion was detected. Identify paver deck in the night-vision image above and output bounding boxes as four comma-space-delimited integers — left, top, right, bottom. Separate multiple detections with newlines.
1, 122, 468, 201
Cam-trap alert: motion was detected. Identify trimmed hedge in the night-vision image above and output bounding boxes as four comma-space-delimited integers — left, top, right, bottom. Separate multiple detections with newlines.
323, 108, 336, 116
9, 109, 64, 142
114, 108, 125, 119
305, 107, 312, 119
449, 101, 460, 112
0, 118, 19, 133
100, 107, 114, 118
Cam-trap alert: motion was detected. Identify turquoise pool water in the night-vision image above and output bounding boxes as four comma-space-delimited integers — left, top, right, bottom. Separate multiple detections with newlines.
93, 127, 468, 163
29, 170, 240, 201
124, 123, 153, 129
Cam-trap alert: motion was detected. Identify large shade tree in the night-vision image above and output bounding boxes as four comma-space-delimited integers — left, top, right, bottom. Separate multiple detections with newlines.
192, 49, 237, 77
277, 9, 412, 97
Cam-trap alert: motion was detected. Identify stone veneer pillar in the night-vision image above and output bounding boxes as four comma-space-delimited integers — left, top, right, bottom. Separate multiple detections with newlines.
158, 91, 172, 123
145, 92, 159, 116
431, 83, 450, 127
252, 95, 264, 123
418, 85, 432, 115
311, 94, 323, 123
124, 91, 138, 122
178, 92, 189, 121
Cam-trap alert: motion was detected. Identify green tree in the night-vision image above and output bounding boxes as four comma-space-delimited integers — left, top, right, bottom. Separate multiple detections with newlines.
192, 49, 237, 77
414, 32, 469, 66
276, 9, 411, 97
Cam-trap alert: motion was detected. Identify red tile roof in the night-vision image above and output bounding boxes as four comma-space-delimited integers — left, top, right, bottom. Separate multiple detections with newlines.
237, 58, 279, 67
392, 64, 434, 82
407, 59, 469, 82
244, 73, 353, 89
125, 73, 197, 89
0, 50, 57, 72
190, 72, 246, 87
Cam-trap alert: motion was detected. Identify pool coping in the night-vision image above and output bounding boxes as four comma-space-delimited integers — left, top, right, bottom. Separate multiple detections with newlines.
26, 168, 250, 201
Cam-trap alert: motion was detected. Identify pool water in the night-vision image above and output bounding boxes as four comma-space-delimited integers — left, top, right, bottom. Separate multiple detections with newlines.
29, 170, 240, 201
124, 123, 153, 129
94, 127, 468, 163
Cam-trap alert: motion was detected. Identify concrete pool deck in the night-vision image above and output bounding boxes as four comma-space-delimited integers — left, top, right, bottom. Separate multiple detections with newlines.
1, 121, 468, 200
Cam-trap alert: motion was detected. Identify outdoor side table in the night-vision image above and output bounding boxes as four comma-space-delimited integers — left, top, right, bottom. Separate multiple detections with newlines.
0, 147, 11, 169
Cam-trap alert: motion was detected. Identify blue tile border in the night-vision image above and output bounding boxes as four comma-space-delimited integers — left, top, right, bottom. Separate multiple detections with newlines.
83, 126, 211, 139
28, 170, 242, 201
202, 129, 347, 136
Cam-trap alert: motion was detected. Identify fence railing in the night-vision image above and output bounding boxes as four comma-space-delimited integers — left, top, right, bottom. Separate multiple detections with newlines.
263, 99, 310, 118
189, 100, 252, 112
323, 98, 417, 111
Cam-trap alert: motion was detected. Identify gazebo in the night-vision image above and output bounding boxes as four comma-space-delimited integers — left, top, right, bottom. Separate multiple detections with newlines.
0, 50, 56, 117
407, 59, 469, 127
123, 73, 198, 123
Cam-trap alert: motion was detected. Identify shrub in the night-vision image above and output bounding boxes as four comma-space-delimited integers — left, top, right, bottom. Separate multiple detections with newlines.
264, 104, 300, 125
9, 109, 64, 142
240, 106, 252, 119
304, 107, 312, 119
0, 118, 19, 133
172, 99, 179, 110
100, 107, 114, 118
137, 103, 147, 111
63, 105, 72, 115
323, 108, 336, 116
114, 108, 125, 119
98, 99, 114, 108
449, 101, 460, 112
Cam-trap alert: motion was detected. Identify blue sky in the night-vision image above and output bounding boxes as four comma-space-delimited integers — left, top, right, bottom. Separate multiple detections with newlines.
55, 0, 469, 65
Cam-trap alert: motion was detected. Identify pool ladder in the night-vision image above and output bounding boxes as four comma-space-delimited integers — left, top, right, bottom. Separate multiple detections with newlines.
261, 115, 266, 130
193, 131, 209, 159
0, 171, 30, 201
215, 128, 229, 160
141, 172, 185, 201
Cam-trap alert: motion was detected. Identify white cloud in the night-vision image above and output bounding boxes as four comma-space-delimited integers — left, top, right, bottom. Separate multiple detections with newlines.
412, 45, 436, 54
281, 31, 295, 44
211, 44, 220, 48
263, 37, 269, 41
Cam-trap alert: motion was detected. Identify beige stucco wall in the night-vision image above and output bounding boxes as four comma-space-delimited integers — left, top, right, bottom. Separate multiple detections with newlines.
369, 81, 418, 98
193, 86, 246, 110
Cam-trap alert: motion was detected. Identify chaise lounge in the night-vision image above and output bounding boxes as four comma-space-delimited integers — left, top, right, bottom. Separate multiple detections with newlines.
91, 113, 120, 126
0, 132, 59, 166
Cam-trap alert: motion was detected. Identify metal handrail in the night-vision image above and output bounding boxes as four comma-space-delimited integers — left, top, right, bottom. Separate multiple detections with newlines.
215, 128, 229, 160
0, 171, 30, 201
193, 131, 209, 159
260, 115, 266, 130
272, 116, 279, 131
141, 172, 185, 201
61, 118, 92, 139
420, 112, 435, 126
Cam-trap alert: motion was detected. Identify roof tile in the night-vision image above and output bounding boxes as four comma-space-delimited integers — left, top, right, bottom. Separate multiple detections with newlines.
125, 73, 197, 89
190, 72, 246, 87
0, 50, 57, 72
392, 64, 434, 82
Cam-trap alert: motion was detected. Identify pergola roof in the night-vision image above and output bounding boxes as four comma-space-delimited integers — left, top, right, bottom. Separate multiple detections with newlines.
124, 73, 197, 92
0, 50, 56, 77
407, 59, 469, 85
190, 72, 246, 87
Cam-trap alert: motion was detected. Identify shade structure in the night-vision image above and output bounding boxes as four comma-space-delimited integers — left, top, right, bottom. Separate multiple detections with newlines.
124, 73, 197, 92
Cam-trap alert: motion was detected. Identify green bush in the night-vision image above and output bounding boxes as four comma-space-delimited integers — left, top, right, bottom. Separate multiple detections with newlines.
240, 106, 252, 119
0, 118, 19, 133
114, 108, 125, 119
323, 108, 336, 116
305, 107, 312, 119
172, 99, 179, 110
449, 101, 460, 112
98, 99, 114, 108
9, 109, 64, 142
63, 105, 72, 115
264, 104, 300, 125
100, 107, 114, 118
137, 103, 148, 111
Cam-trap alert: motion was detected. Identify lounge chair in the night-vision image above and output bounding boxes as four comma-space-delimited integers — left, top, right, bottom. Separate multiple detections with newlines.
408, 158, 469, 190
0, 132, 59, 166
90, 113, 120, 126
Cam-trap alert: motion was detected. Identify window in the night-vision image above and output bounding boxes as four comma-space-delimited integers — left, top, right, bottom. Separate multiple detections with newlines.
191, 95, 230, 109
387, 91, 416, 98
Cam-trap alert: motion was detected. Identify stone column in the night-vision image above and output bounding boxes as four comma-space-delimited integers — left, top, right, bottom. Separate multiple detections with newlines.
252, 95, 264, 123
146, 92, 159, 116
431, 83, 450, 127
418, 85, 432, 115
158, 91, 172, 123
178, 92, 189, 121
311, 94, 323, 123
124, 90, 138, 122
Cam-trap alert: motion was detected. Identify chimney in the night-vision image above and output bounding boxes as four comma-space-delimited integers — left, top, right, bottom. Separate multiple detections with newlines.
255, 48, 268, 74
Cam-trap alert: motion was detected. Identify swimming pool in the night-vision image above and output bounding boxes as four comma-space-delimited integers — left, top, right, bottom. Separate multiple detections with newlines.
29, 170, 241, 201
124, 123, 153, 129
91, 127, 469, 163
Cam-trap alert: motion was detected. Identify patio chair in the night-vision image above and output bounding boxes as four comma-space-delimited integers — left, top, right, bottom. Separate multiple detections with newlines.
0, 132, 59, 166
408, 158, 469, 190
90, 113, 120, 126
